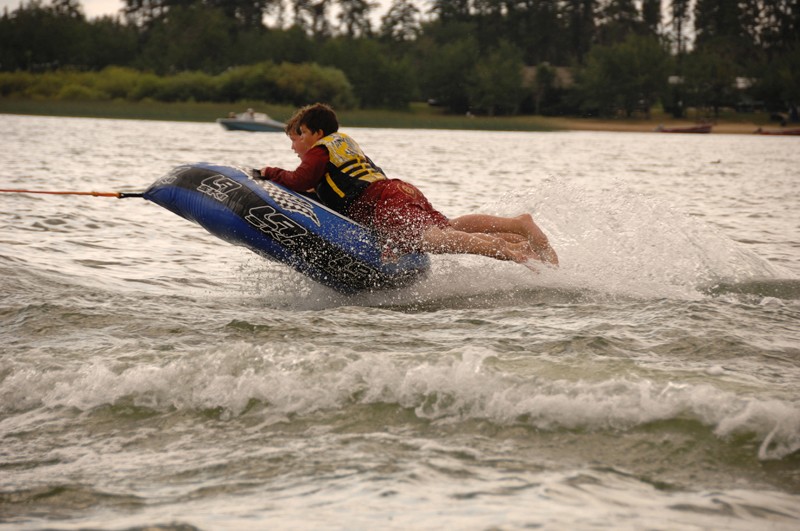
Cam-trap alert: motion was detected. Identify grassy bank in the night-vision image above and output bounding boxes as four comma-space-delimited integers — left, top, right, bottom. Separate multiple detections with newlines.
0, 98, 775, 134
0, 98, 295, 124
0, 98, 561, 131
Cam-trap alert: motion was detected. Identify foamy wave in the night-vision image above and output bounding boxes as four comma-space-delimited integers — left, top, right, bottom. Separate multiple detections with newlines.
475, 178, 789, 300
3, 345, 798, 459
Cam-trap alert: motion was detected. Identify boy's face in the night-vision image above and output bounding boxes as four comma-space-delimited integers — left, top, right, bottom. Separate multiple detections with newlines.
292, 125, 325, 158
289, 132, 302, 158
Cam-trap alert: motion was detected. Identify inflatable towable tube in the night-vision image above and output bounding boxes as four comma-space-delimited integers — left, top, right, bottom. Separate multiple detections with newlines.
144, 163, 430, 293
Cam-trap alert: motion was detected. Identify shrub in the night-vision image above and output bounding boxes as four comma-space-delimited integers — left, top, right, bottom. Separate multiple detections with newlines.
24, 72, 65, 99
128, 72, 166, 101
57, 83, 107, 100
94, 66, 145, 100
275, 63, 356, 109
0, 71, 35, 97
152, 71, 217, 102
0, 61, 356, 107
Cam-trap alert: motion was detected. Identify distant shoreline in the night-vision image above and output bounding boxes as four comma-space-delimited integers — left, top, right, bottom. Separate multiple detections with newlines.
0, 98, 778, 135
541, 117, 773, 135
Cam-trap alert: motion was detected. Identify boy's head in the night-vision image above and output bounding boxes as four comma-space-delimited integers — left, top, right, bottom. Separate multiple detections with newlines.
285, 103, 339, 137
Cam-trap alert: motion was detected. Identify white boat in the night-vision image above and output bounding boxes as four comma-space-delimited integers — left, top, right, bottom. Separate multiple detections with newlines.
216, 110, 285, 132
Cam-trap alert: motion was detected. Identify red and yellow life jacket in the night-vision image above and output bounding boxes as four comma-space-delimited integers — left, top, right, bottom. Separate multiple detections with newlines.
313, 132, 387, 213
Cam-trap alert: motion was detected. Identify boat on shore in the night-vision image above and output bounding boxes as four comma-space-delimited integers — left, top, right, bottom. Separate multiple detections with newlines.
216, 109, 285, 132
754, 127, 800, 136
655, 123, 712, 134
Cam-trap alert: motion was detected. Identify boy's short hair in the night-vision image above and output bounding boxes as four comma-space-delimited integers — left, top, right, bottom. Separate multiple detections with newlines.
285, 103, 339, 136
284, 112, 301, 136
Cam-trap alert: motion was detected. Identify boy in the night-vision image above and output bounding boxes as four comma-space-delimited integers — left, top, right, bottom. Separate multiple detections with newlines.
259, 103, 558, 266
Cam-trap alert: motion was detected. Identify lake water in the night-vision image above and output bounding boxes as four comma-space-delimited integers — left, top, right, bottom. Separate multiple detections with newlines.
1, 114, 799, 530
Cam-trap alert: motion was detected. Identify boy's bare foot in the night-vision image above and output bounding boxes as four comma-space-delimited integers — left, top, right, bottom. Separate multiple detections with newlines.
514, 214, 559, 266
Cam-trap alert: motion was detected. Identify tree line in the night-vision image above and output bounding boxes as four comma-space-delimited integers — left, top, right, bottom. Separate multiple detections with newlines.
1, 0, 797, 118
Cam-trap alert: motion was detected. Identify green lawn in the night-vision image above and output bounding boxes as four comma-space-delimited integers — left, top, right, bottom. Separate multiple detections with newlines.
0, 98, 562, 132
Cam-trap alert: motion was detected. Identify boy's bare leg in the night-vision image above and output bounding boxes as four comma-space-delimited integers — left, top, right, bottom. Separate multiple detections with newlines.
465, 233, 548, 263
450, 214, 558, 265
420, 227, 535, 263
482, 232, 527, 243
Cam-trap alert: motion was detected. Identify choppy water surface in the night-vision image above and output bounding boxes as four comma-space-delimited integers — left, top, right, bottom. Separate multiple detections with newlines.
1, 114, 799, 530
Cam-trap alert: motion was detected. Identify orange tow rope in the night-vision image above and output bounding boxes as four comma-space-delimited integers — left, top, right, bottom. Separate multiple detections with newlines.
0, 189, 144, 198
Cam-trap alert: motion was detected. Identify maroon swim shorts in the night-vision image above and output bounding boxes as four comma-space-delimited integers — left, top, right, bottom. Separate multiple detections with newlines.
349, 179, 450, 253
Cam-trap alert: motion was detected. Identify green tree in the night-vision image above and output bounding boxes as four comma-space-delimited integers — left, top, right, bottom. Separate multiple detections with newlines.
318, 37, 416, 107
418, 32, 480, 113
669, 0, 690, 55
682, 39, 739, 117
207, 0, 276, 29
430, 0, 471, 23
508, 0, 565, 65
563, 0, 598, 64
471, 0, 506, 51
85, 16, 139, 69
577, 34, 670, 117
136, 5, 235, 73
337, 0, 376, 37
123, 0, 169, 28
752, 46, 800, 112
641, 0, 661, 35
693, 0, 755, 66
596, 0, 642, 46
693, 0, 742, 45
291, 0, 332, 37
0, 0, 92, 70
229, 26, 315, 65
51, 0, 84, 18
124, 0, 276, 30
469, 40, 526, 115
532, 62, 557, 114
379, 0, 421, 41
739, 0, 800, 56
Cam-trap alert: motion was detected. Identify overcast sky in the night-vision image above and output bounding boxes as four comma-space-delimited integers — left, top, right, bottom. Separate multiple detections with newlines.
80, 0, 123, 17
1, 0, 121, 18
0, 0, 400, 23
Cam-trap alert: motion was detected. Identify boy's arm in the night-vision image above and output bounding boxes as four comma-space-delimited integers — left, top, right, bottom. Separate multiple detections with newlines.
260, 146, 328, 192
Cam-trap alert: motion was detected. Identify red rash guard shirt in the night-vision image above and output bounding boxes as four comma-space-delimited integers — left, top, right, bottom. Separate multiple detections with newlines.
262, 146, 329, 192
